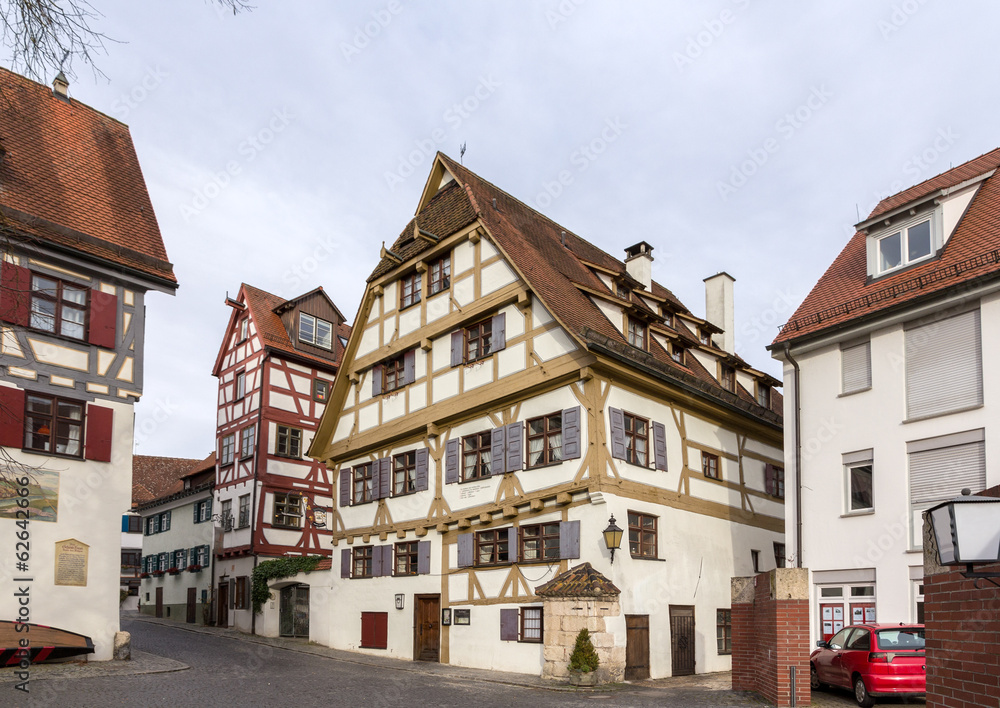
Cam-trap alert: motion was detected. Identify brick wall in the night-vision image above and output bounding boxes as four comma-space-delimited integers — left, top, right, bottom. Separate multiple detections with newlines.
923, 484, 1000, 708
731, 568, 810, 707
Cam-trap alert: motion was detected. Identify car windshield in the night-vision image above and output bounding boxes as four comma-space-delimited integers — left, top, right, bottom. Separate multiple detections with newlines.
875, 628, 925, 650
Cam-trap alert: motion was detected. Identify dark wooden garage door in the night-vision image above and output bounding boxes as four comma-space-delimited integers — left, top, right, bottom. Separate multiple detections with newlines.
670, 605, 696, 676
625, 614, 650, 680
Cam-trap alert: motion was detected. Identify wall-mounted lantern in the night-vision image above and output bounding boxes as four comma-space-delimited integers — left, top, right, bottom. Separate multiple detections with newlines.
603, 514, 624, 564
928, 488, 1000, 588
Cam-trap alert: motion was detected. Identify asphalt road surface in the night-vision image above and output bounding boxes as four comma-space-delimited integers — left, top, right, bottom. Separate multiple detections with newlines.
5, 618, 892, 708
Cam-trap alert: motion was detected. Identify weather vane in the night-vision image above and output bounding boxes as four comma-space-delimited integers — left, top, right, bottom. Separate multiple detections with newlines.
460, 142, 467, 164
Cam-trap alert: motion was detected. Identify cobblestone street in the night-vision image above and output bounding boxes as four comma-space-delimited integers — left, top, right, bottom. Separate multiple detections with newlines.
0, 614, 923, 708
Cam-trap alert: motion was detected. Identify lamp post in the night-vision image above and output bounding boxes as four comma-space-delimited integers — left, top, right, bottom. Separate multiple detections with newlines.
927, 489, 1000, 588
603, 514, 624, 565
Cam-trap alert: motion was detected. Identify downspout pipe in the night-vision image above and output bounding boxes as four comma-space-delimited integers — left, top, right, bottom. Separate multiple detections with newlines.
783, 342, 803, 568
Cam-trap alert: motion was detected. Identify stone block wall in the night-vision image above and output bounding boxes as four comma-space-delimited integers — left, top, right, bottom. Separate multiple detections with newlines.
541, 595, 625, 684
731, 568, 810, 707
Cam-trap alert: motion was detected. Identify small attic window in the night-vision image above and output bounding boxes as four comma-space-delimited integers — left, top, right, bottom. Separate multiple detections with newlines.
299, 313, 333, 349
876, 218, 932, 274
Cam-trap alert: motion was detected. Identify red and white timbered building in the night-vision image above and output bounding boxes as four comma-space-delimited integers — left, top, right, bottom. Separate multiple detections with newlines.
211, 283, 349, 635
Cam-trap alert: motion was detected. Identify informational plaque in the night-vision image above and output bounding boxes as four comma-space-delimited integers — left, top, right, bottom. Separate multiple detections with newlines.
54, 538, 89, 587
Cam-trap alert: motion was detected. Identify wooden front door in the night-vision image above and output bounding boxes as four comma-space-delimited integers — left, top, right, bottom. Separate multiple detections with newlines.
670, 605, 696, 676
155, 587, 163, 618
625, 614, 650, 680
186, 587, 197, 623
218, 581, 229, 627
413, 595, 440, 661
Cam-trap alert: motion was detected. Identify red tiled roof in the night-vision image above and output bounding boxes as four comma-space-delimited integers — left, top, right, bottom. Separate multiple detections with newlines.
0, 67, 176, 286
233, 283, 350, 372
132, 455, 203, 507
773, 149, 1000, 346
365, 154, 781, 425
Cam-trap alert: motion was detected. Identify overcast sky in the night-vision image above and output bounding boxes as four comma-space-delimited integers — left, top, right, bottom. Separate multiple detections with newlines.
9, 1, 998, 459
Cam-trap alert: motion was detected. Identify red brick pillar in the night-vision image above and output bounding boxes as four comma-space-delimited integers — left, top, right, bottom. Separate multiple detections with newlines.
731, 568, 810, 707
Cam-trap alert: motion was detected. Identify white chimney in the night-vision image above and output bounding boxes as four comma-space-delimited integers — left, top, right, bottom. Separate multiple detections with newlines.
704, 272, 735, 354
52, 71, 69, 98
624, 241, 654, 290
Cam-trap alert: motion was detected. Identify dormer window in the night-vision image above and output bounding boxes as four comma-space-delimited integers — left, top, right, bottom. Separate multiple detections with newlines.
699, 328, 711, 346
299, 313, 333, 349
756, 383, 770, 408
874, 217, 933, 275
719, 364, 735, 391
627, 317, 647, 350
668, 341, 685, 365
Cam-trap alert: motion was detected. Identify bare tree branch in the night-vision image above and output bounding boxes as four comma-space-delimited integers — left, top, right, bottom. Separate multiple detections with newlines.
0, 0, 253, 80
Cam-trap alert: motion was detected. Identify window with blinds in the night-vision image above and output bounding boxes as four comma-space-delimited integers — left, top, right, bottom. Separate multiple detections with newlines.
908, 433, 986, 548
905, 309, 983, 419
841, 340, 871, 394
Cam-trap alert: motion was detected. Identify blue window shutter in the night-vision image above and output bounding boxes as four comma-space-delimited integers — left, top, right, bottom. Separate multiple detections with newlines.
491, 427, 506, 476
500, 608, 519, 641
609, 407, 626, 460
372, 364, 383, 396
562, 407, 581, 460
560, 520, 581, 559
445, 439, 460, 484
415, 448, 429, 491
404, 349, 416, 385
379, 458, 392, 499
492, 312, 506, 352
451, 330, 464, 367
340, 469, 351, 507
457, 533, 473, 568
341, 548, 351, 579
417, 541, 431, 575
373, 545, 383, 577
506, 422, 523, 471
384, 545, 395, 576
206, 497, 212, 516
371, 462, 382, 500
652, 421, 668, 471
121, 515, 129, 533
194, 502, 201, 523
507, 526, 518, 563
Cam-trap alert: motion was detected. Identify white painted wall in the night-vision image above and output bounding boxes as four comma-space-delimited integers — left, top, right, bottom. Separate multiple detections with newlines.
778, 288, 1000, 639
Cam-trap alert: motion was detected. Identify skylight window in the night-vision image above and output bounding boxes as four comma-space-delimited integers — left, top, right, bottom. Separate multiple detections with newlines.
877, 219, 932, 274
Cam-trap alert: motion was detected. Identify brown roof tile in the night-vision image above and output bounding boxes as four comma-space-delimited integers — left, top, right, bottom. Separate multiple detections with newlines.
535, 562, 621, 597
132, 454, 203, 507
773, 149, 1000, 345
0, 67, 176, 286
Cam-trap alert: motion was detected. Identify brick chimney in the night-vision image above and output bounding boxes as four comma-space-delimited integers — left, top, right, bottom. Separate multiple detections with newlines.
624, 242, 653, 290
704, 272, 735, 354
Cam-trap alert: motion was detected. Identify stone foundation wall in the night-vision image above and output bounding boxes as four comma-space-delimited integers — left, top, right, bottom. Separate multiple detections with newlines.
542, 595, 625, 684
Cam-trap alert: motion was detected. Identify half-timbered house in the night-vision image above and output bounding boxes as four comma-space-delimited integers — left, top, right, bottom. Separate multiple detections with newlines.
0, 68, 177, 660
310, 154, 784, 679
212, 283, 349, 635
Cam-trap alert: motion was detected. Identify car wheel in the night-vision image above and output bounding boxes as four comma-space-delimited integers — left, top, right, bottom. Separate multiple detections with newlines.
810, 664, 824, 691
854, 675, 875, 708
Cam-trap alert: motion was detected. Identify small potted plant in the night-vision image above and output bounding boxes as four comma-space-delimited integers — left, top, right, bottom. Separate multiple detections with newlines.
567, 628, 600, 686
166, 566, 180, 575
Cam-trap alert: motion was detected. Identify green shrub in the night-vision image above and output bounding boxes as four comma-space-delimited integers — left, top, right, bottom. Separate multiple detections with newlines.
568, 628, 599, 673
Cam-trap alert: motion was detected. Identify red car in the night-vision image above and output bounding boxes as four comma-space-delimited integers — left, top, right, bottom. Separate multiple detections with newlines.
810, 624, 925, 707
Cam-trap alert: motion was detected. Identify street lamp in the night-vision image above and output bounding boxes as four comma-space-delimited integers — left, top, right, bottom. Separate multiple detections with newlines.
603, 514, 624, 564
928, 488, 1000, 588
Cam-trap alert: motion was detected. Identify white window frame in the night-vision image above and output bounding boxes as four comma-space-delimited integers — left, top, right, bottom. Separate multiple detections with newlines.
299, 312, 333, 349
843, 449, 874, 514
872, 214, 936, 276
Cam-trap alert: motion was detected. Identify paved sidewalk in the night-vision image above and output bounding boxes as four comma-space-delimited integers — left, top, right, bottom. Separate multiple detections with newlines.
0, 650, 186, 684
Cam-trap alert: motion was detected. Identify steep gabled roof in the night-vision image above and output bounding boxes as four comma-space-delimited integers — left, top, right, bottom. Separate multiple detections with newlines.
773, 148, 1000, 346
0, 67, 176, 288
535, 562, 621, 597
365, 154, 781, 424
212, 283, 351, 376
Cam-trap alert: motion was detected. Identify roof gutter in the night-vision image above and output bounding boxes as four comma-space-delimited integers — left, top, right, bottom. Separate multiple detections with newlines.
783, 342, 803, 569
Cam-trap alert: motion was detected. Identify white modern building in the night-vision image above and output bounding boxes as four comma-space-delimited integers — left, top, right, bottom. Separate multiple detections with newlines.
138, 455, 215, 623
770, 149, 1000, 641
310, 154, 785, 679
